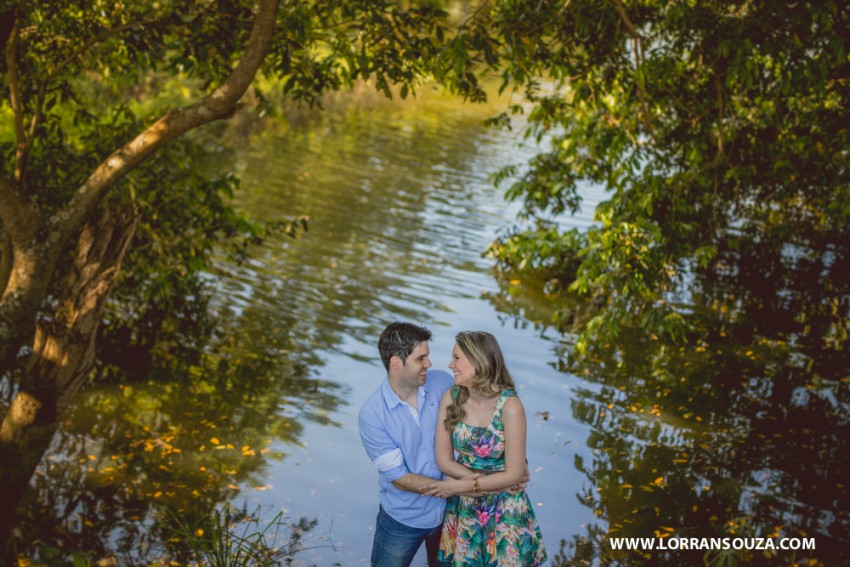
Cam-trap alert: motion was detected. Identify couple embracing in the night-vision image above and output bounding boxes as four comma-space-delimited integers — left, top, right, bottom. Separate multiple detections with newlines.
359, 322, 547, 567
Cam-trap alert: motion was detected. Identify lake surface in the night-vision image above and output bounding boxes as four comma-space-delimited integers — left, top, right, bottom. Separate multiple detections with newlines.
219, 92, 603, 564
25, 88, 847, 566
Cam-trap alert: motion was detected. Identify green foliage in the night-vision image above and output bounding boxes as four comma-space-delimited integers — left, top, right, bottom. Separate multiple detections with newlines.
166, 506, 317, 566
3, 0, 483, 382
482, 0, 850, 352
505, 199, 849, 566
487, 222, 585, 282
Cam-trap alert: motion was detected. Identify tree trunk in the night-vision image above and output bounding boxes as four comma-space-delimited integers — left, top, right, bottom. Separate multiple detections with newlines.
0, 227, 53, 382
0, 1, 281, 558
0, 205, 138, 561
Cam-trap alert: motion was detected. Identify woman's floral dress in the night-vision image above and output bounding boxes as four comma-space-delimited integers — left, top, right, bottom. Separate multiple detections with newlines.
438, 388, 547, 566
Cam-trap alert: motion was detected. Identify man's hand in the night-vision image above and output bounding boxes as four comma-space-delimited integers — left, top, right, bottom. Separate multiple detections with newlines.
506, 472, 530, 495
507, 462, 531, 494
422, 477, 470, 499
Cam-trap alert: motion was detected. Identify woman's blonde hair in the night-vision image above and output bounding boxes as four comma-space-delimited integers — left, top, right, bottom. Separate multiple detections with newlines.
444, 331, 515, 431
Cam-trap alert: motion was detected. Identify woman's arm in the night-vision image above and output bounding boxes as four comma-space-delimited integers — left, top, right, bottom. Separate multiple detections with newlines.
434, 389, 477, 479
425, 396, 527, 498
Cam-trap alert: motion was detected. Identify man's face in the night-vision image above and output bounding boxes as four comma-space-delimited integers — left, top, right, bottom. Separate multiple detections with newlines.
397, 341, 432, 389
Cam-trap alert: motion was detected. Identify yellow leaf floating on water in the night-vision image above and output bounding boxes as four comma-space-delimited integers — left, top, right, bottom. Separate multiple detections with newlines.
227, 484, 239, 490
510, 279, 522, 285
210, 437, 220, 445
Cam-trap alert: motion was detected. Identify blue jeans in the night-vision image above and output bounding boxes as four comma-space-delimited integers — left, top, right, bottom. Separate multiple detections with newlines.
371, 506, 450, 567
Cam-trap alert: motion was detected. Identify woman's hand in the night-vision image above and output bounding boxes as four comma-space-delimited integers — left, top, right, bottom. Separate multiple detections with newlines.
423, 475, 478, 499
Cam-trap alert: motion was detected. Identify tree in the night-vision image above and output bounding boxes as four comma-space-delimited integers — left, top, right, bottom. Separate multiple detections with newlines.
471, 2, 850, 563
8, 0, 845, 559
0, 0, 467, 557
480, 0, 850, 355
0, 0, 282, 555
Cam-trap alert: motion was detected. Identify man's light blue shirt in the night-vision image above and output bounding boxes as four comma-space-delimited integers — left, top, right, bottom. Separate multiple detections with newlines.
358, 368, 454, 529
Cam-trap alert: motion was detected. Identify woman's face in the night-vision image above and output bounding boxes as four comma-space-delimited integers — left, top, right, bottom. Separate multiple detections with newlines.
449, 343, 476, 387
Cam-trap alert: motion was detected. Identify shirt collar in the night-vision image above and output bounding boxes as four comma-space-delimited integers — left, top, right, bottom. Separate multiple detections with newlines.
381, 374, 428, 409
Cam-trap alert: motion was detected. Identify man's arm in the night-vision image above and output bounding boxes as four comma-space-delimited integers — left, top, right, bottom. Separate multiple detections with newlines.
391, 472, 443, 494
359, 402, 419, 487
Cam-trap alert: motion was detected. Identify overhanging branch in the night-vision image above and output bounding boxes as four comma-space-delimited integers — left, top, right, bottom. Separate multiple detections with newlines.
58, 0, 281, 241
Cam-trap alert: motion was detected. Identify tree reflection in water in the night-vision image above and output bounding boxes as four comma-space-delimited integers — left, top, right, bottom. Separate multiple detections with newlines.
14, 90, 536, 564
490, 232, 848, 566
18, 304, 346, 564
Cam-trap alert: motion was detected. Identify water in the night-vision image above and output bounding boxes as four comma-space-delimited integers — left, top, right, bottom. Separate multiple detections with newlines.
220, 94, 602, 564
25, 88, 848, 565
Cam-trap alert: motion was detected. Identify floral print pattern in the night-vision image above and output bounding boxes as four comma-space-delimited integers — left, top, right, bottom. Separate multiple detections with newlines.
439, 389, 547, 566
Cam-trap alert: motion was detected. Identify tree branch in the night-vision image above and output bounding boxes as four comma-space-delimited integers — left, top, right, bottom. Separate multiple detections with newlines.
610, 0, 643, 42
58, 0, 281, 241
610, 0, 654, 138
4, 16, 27, 182
714, 73, 726, 159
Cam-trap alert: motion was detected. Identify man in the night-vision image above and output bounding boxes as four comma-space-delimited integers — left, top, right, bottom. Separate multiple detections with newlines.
358, 322, 454, 567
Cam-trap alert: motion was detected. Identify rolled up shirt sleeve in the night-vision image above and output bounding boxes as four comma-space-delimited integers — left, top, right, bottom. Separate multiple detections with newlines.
359, 405, 409, 483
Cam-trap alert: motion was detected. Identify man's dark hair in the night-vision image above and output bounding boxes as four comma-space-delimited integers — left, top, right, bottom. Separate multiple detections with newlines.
378, 322, 432, 370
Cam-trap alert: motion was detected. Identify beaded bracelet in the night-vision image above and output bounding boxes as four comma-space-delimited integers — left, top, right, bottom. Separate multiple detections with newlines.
472, 478, 480, 494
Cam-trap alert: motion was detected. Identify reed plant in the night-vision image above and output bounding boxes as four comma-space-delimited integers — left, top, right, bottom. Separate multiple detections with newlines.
167, 505, 317, 567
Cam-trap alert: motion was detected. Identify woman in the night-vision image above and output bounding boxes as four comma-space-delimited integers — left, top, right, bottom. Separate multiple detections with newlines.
424, 331, 546, 566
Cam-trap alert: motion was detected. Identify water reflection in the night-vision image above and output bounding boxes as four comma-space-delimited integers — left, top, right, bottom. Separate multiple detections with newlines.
21, 331, 343, 563
220, 99, 527, 350
19, 83, 848, 564
490, 226, 849, 564
20, 91, 553, 563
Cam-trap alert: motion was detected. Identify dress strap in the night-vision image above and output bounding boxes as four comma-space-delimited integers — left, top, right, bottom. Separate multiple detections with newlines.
493, 389, 517, 426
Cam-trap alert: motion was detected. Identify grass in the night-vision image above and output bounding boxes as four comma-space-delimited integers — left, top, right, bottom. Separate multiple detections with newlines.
162, 505, 319, 567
